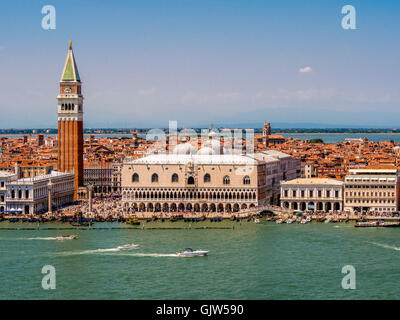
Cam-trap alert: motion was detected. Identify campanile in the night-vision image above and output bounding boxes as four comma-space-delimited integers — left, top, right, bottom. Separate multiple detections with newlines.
57, 41, 84, 198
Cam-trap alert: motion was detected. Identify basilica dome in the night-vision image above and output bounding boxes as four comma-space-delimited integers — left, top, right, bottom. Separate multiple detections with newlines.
172, 143, 197, 155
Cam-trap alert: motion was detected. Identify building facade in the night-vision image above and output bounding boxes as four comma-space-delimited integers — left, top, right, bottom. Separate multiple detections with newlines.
57, 41, 84, 198
84, 164, 114, 195
344, 168, 400, 213
121, 147, 300, 213
0, 171, 18, 213
280, 178, 344, 212
5, 171, 74, 214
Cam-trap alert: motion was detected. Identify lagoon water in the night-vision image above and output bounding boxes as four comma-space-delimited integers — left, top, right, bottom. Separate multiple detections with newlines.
2, 133, 400, 143
281, 133, 400, 143
0, 221, 399, 300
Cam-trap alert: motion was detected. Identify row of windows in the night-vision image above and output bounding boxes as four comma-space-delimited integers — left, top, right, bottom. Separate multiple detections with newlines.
132, 173, 251, 185
10, 190, 30, 199
347, 199, 395, 204
283, 190, 339, 198
345, 185, 395, 189
345, 191, 395, 197
123, 190, 258, 201
60, 103, 82, 111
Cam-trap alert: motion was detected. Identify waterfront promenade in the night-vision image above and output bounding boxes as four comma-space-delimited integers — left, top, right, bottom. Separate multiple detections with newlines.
1, 194, 400, 224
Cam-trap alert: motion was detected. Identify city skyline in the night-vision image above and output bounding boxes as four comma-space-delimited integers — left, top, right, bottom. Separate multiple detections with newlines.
1, 0, 400, 128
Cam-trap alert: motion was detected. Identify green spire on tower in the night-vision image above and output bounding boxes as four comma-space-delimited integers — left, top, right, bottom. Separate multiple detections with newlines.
61, 41, 81, 82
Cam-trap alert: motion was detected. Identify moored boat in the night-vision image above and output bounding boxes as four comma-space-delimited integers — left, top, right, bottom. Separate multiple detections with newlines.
355, 221, 400, 228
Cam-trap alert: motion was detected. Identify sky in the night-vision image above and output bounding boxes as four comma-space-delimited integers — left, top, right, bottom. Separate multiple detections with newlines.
0, 0, 399, 129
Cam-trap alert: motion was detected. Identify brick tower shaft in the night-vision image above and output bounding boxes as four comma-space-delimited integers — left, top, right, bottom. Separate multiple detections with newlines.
57, 41, 84, 199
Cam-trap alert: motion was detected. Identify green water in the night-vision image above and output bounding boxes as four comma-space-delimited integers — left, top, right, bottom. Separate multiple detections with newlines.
0, 221, 399, 300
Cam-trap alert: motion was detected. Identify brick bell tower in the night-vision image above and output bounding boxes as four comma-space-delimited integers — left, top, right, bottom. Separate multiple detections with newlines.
57, 41, 84, 198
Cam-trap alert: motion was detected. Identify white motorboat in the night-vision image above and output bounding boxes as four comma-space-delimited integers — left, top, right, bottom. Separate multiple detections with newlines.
300, 219, 308, 224
177, 248, 209, 257
56, 235, 78, 240
254, 218, 260, 224
276, 219, 283, 224
286, 219, 294, 224
324, 218, 332, 223
117, 243, 139, 251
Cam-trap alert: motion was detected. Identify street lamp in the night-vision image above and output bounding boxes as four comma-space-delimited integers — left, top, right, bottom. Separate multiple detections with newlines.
87, 182, 94, 216
47, 179, 53, 215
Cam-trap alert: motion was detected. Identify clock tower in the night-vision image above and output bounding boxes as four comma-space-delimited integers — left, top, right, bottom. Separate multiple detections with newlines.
57, 41, 84, 198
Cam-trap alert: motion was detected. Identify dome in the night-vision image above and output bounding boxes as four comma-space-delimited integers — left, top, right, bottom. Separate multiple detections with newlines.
202, 139, 224, 155
172, 143, 197, 155
197, 147, 216, 155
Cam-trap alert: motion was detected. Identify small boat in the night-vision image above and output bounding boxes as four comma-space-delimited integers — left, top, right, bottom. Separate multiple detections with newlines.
177, 248, 209, 257
117, 243, 139, 250
254, 218, 260, 224
286, 219, 294, 224
276, 219, 283, 224
324, 218, 332, 223
355, 221, 400, 228
56, 235, 78, 240
300, 219, 308, 224
126, 217, 140, 225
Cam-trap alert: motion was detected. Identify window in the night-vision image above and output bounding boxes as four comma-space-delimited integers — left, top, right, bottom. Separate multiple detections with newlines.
223, 175, 230, 185
132, 173, 139, 182
151, 173, 159, 183
204, 174, 211, 183
243, 176, 250, 185
172, 173, 179, 183
187, 176, 195, 185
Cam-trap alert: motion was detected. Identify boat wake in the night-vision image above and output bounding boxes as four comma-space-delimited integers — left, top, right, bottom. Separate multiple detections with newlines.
57, 244, 140, 256
103, 252, 179, 258
18, 237, 60, 241
370, 242, 400, 251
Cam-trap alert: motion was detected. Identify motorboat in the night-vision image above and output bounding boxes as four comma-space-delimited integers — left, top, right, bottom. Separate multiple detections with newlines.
286, 219, 294, 224
276, 219, 283, 224
56, 235, 78, 240
300, 219, 308, 224
176, 248, 209, 257
117, 243, 139, 250
254, 218, 260, 224
324, 218, 332, 223
355, 221, 400, 228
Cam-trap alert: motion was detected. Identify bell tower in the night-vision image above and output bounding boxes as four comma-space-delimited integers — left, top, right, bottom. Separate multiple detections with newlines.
57, 41, 84, 198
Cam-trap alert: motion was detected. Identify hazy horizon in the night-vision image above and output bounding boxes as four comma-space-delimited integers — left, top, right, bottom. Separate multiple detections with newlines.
1, 0, 400, 128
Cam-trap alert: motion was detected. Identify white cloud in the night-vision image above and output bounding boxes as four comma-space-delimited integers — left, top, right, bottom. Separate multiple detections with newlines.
138, 87, 156, 96
299, 66, 312, 73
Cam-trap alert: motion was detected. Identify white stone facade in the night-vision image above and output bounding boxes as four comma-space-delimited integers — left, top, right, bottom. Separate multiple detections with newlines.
5, 171, 75, 214
280, 178, 344, 212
